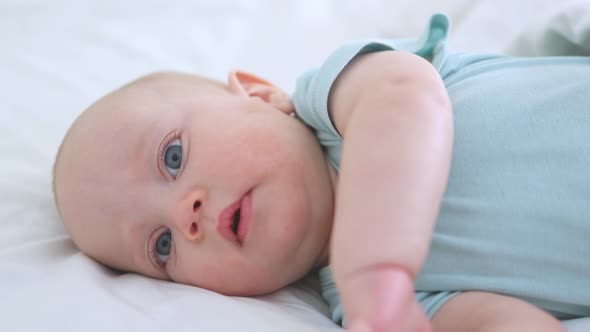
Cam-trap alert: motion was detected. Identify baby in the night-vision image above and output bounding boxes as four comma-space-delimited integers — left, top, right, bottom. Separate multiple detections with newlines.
53, 14, 590, 332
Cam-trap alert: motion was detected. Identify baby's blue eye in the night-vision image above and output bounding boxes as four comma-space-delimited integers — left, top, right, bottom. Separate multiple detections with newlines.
155, 230, 172, 264
164, 139, 182, 178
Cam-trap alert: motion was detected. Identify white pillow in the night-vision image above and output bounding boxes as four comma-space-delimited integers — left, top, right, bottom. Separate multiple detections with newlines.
507, 0, 590, 56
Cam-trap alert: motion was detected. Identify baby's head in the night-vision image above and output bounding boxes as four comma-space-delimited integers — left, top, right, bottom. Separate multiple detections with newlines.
53, 71, 335, 295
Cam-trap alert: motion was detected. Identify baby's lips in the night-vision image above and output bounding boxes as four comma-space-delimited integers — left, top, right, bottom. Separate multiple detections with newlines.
236, 191, 253, 243
217, 195, 243, 244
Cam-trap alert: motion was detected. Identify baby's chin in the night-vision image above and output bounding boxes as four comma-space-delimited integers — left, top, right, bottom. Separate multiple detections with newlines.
180, 277, 286, 297
172, 266, 305, 297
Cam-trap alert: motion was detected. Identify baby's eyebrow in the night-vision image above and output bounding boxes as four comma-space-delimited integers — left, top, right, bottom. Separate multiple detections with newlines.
126, 222, 154, 274
127, 116, 162, 181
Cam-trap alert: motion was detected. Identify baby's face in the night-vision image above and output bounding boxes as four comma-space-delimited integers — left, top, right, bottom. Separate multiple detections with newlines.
55, 72, 336, 295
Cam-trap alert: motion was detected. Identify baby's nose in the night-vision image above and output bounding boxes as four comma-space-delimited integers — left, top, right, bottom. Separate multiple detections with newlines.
173, 191, 206, 241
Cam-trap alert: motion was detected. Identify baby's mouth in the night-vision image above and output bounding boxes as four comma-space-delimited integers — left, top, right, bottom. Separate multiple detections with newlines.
217, 190, 253, 245
231, 209, 241, 235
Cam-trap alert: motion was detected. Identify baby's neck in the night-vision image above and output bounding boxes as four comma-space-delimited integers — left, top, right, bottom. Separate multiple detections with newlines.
312, 159, 338, 268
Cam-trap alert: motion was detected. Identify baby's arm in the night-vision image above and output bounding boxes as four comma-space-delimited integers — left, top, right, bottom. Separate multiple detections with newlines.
328, 51, 453, 331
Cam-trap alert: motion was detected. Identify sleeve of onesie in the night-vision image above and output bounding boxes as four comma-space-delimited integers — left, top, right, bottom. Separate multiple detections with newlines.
291, 14, 459, 327
291, 13, 450, 169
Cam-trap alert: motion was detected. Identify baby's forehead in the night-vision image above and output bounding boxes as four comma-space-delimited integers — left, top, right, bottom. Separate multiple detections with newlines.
58, 89, 158, 201
74, 88, 165, 142
90, 75, 220, 118
57, 109, 153, 265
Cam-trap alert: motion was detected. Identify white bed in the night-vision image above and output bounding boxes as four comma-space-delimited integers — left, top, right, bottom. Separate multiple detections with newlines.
2, 0, 589, 331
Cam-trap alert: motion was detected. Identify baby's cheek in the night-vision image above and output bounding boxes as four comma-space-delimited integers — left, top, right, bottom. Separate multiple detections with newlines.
188, 261, 269, 295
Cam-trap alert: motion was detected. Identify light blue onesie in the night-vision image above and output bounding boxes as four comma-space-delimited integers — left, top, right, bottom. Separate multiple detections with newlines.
291, 14, 590, 326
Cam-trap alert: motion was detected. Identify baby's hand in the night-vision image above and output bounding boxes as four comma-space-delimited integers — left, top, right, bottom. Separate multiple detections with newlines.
342, 266, 431, 332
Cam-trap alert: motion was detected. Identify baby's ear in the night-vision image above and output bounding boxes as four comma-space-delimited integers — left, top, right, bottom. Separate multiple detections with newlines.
227, 71, 294, 114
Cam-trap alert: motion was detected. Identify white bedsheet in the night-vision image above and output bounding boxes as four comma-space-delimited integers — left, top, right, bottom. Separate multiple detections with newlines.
1, 1, 589, 331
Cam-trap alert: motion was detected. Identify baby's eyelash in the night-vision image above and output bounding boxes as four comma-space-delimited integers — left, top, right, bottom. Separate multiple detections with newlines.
157, 130, 186, 181
148, 230, 169, 270
149, 245, 159, 269
149, 239, 164, 270
158, 131, 179, 166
